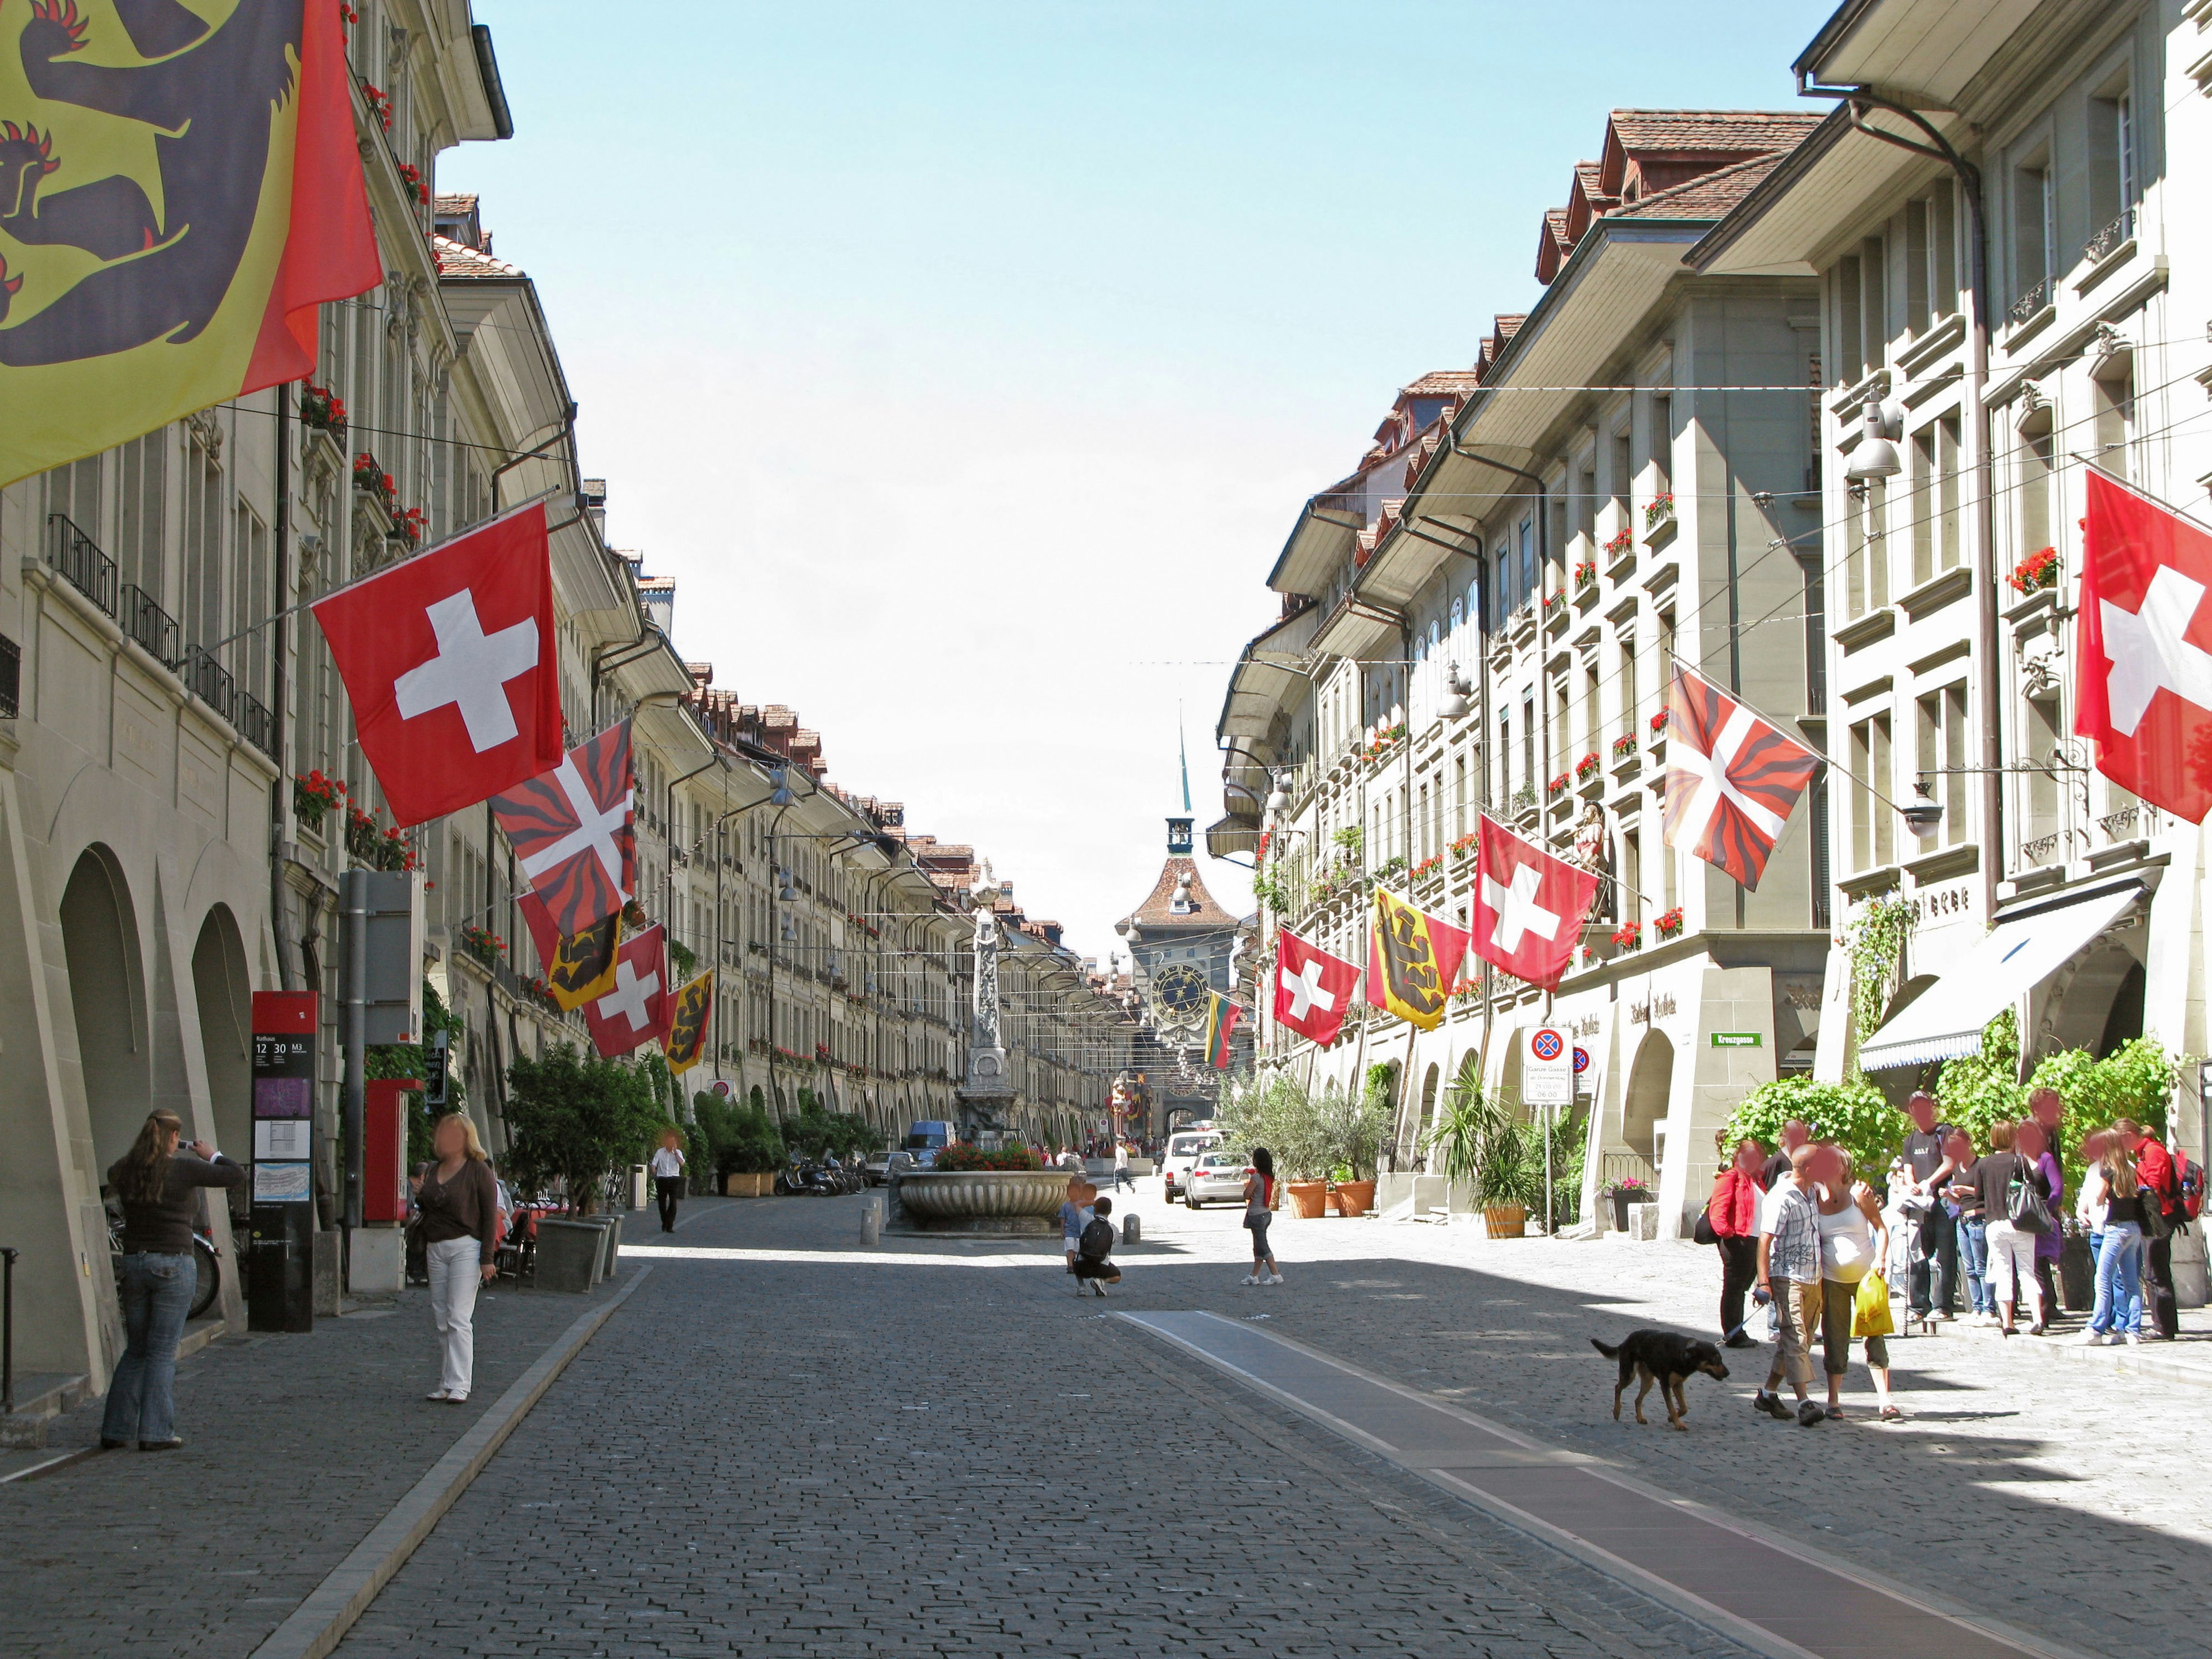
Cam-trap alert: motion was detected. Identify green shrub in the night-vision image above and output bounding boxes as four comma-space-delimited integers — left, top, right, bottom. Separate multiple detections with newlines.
1722, 1075, 1897, 1181
502, 1041, 665, 1213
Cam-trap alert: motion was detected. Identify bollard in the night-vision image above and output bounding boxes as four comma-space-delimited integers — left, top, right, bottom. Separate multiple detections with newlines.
1121, 1214, 1141, 1246
861, 1198, 881, 1247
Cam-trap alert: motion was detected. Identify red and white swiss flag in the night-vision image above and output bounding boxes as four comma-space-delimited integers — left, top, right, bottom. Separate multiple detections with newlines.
310, 501, 560, 828
583, 923, 671, 1058
1470, 815, 1599, 991
2077, 469, 2212, 821
1272, 927, 1359, 1046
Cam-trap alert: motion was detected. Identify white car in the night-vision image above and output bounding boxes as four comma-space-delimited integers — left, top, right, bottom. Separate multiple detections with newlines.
1160, 1130, 1221, 1200
1184, 1150, 1253, 1209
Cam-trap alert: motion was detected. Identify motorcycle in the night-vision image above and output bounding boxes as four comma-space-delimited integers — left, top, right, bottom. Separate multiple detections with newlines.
774, 1156, 842, 1197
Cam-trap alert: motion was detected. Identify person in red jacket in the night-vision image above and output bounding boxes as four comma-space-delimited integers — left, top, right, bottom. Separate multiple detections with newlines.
1707, 1137, 1766, 1348
2122, 1119, 2180, 1339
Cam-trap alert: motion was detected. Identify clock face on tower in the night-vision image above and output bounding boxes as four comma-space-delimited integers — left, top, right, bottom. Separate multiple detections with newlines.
1150, 962, 1210, 1031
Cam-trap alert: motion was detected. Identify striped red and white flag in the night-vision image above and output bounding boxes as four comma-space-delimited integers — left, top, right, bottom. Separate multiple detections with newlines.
1660, 667, 1820, 890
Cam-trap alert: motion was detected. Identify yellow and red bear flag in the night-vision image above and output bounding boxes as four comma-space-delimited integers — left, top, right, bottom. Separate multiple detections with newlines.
1366, 887, 1469, 1032
0, 0, 381, 486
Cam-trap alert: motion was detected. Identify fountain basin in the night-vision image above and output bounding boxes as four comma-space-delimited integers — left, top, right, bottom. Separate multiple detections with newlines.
892, 1169, 1075, 1234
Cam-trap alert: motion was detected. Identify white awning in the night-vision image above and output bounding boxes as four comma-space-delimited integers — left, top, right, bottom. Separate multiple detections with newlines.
1857, 887, 2141, 1071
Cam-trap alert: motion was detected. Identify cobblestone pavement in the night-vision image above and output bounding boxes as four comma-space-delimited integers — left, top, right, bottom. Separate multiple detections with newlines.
338, 1192, 1763, 1659
0, 1244, 647, 1659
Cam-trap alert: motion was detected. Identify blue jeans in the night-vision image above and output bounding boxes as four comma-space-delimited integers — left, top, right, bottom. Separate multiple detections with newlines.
2090, 1222, 2145, 1335
1957, 1217, 1991, 1315
101, 1252, 196, 1444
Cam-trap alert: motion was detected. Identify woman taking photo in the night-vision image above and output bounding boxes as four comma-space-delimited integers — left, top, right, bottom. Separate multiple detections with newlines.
101, 1109, 245, 1450
415, 1113, 500, 1403
1242, 1146, 1282, 1286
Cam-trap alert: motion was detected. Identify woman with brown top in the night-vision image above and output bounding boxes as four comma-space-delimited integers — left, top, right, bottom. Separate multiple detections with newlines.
415, 1113, 499, 1403
100, 1109, 246, 1450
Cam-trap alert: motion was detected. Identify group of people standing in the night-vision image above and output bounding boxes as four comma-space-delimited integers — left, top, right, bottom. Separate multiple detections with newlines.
1701, 1089, 2196, 1425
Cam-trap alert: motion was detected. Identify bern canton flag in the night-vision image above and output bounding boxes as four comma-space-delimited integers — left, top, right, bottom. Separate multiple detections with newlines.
0, 0, 381, 484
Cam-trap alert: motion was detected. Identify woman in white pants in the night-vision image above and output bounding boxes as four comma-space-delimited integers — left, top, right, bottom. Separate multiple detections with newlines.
1955, 1120, 2043, 1336
414, 1114, 499, 1403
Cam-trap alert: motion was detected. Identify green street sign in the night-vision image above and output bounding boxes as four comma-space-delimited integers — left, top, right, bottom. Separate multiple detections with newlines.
1711, 1032, 1762, 1048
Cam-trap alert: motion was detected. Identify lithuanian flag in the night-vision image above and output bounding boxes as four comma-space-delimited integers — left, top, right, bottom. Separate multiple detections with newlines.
1203, 991, 1243, 1069
1366, 888, 1471, 1032
0, 0, 381, 484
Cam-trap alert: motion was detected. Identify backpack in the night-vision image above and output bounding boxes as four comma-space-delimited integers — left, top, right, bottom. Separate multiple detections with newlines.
1078, 1217, 1115, 1260
2175, 1150, 2203, 1223
2006, 1156, 2055, 1236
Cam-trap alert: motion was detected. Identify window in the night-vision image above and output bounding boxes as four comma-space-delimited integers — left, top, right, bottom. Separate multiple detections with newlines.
116, 431, 166, 603
1494, 552, 1512, 624
2022, 689, 2062, 853
1619, 643, 1638, 738
2012, 150, 2055, 313
2093, 363, 2134, 480
1623, 830, 1642, 928
1909, 427, 1936, 588
1584, 664, 1600, 759
1835, 255, 1863, 382
1521, 696, 1534, 799
1518, 519, 1536, 603
1916, 687, 1968, 849
1859, 235, 1887, 364
1849, 714, 1894, 870
2088, 82, 2135, 256
1937, 415, 1960, 572
1453, 755, 1468, 836
1577, 463, 1597, 540
1650, 396, 1672, 497
1904, 198, 1930, 336
1611, 427, 1632, 520
2018, 405, 2055, 558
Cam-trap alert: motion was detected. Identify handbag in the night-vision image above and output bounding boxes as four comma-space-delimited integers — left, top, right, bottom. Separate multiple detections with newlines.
2007, 1158, 2055, 1236
1693, 1203, 1718, 1246
1853, 1271, 1894, 1338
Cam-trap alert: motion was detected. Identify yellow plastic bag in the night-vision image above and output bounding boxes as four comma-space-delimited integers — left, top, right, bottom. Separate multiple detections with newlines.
1854, 1270, 1895, 1338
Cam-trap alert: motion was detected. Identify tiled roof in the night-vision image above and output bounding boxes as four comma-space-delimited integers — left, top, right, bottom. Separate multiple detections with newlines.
1607, 110, 1824, 153
431, 234, 523, 279
1119, 857, 1237, 931
433, 192, 478, 213
1402, 369, 1483, 396
1620, 151, 1791, 220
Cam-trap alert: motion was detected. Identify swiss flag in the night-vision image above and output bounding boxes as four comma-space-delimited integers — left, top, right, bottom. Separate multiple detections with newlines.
1272, 928, 1359, 1046
2076, 469, 2212, 821
311, 502, 559, 828
493, 722, 637, 937
1470, 815, 1599, 991
1661, 666, 1820, 889
583, 924, 671, 1058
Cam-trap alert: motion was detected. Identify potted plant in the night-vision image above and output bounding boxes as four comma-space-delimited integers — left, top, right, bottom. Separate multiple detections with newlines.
1604, 1176, 1653, 1234
293, 768, 344, 834
1320, 1069, 1391, 1217
2008, 545, 2058, 594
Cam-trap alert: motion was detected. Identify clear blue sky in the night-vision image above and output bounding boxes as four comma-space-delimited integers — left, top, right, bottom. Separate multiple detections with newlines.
450, 0, 1836, 964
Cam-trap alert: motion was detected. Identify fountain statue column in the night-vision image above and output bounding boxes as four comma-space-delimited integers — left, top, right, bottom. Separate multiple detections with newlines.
960, 872, 1013, 1111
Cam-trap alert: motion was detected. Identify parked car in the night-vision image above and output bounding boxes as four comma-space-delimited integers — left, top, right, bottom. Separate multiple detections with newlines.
1184, 1149, 1253, 1209
862, 1149, 897, 1185
1160, 1128, 1221, 1200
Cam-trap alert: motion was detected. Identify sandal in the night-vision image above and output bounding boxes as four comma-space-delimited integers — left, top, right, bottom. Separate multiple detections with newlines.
1878, 1404, 1903, 1421
1825, 1404, 1847, 1421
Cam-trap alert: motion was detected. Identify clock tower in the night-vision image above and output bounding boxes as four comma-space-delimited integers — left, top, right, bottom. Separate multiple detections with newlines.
1114, 815, 1252, 1134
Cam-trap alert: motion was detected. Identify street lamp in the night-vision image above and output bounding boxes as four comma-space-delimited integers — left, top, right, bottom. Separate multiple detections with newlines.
1439, 662, 1473, 721
1265, 772, 1291, 816
1843, 399, 1904, 482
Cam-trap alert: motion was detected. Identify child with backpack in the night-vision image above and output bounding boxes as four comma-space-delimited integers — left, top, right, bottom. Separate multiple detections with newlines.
1071, 1195, 1122, 1297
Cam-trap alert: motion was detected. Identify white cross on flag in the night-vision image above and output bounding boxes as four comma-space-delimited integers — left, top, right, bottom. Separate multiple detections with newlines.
1470, 815, 1598, 991
584, 923, 671, 1058
310, 501, 559, 827
1661, 665, 1820, 890
1272, 927, 1359, 1047
491, 721, 637, 938
2077, 469, 2212, 821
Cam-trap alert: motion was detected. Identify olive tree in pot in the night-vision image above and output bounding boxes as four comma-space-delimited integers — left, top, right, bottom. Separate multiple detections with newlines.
1318, 1074, 1391, 1215
503, 1043, 665, 1215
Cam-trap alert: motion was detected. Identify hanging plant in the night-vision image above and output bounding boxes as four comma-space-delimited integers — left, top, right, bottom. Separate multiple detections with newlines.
1845, 896, 1915, 1078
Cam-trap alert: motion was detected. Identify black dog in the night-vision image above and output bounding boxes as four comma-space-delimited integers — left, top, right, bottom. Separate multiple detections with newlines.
1590, 1331, 1729, 1430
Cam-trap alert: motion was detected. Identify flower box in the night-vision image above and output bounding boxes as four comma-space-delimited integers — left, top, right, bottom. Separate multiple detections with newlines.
1574, 753, 1600, 782
2008, 546, 2058, 595
1643, 493, 1676, 531
1611, 921, 1642, 952
1653, 907, 1684, 940
1648, 709, 1668, 735
1610, 734, 1638, 762
1573, 560, 1597, 590
1602, 528, 1634, 560
1547, 773, 1571, 797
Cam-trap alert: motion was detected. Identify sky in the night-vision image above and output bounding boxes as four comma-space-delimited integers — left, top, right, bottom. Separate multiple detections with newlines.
449, 0, 1836, 969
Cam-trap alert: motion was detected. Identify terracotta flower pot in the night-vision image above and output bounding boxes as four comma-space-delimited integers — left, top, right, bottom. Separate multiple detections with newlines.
1335, 1179, 1376, 1218
1482, 1205, 1527, 1238
1287, 1180, 1328, 1219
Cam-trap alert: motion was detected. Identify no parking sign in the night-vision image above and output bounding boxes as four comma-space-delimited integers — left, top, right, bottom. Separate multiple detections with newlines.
1524, 1025, 1572, 1106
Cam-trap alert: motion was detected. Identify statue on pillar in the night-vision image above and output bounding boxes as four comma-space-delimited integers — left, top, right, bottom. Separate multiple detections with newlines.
961, 862, 1012, 1101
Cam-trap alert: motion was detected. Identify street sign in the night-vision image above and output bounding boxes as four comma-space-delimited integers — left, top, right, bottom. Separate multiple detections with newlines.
248, 991, 317, 1334
711, 1079, 733, 1098
1710, 1032, 1763, 1048
423, 1027, 450, 1107
1524, 1024, 1572, 1106
1571, 1045, 1590, 1074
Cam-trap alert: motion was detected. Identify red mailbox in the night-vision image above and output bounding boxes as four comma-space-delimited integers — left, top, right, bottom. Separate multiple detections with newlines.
362, 1078, 420, 1224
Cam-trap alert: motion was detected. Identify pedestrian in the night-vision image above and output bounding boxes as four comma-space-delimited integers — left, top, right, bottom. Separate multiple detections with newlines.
1059, 1179, 1093, 1277
100, 1109, 246, 1452
1112, 1139, 1133, 1192
1812, 1146, 1898, 1421
2119, 1118, 2181, 1339
1954, 1120, 2046, 1336
1752, 1143, 1825, 1426
1071, 1195, 1122, 1297
1705, 1137, 1764, 1348
415, 1112, 501, 1404
1242, 1146, 1282, 1286
2081, 1134, 2145, 1347
650, 1127, 685, 1234
2022, 1093, 2067, 1319
1899, 1091, 1961, 1323
1945, 1127, 1991, 1326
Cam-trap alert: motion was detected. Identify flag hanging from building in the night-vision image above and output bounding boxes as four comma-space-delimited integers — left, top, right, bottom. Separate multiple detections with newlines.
1661, 665, 1820, 889
1469, 815, 1597, 991
583, 923, 669, 1059
0, 0, 381, 486
1366, 888, 1469, 1032
493, 721, 637, 937
1202, 990, 1243, 1069
665, 969, 714, 1074
1272, 927, 1358, 1047
516, 894, 622, 1012
312, 501, 560, 827
2075, 469, 2212, 821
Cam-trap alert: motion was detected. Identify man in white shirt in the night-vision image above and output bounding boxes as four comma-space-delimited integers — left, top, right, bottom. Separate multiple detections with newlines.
1112, 1141, 1132, 1192
650, 1128, 687, 1233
